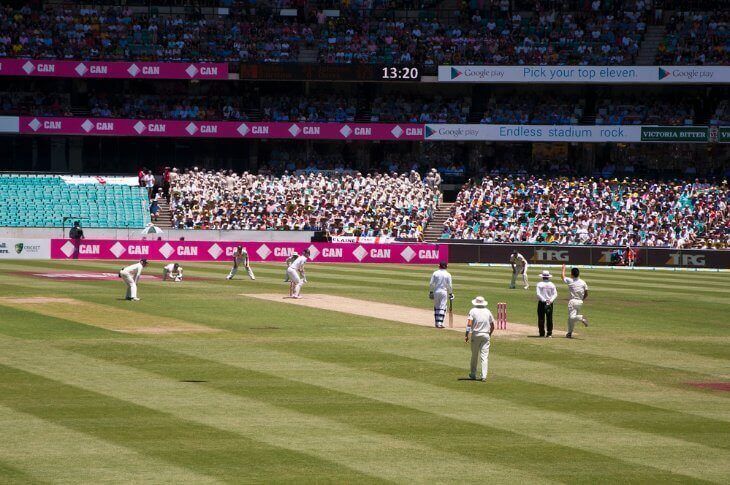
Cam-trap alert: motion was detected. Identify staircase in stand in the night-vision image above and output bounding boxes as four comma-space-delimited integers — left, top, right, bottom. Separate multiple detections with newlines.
423, 202, 453, 242
154, 199, 173, 229
637, 25, 666, 65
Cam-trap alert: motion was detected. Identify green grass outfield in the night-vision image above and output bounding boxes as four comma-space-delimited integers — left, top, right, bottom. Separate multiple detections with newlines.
0, 259, 728, 484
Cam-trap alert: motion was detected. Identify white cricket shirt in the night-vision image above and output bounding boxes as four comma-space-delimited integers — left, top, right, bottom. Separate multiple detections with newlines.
122, 262, 144, 278
468, 307, 495, 334
429, 269, 453, 293
289, 255, 307, 271
563, 277, 588, 300
536, 281, 557, 303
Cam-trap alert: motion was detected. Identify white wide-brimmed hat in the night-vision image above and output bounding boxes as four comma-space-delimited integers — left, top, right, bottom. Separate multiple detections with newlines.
540, 270, 552, 279
471, 296, 488, 307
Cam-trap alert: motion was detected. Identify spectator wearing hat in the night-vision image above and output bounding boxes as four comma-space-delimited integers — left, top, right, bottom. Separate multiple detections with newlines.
535, 270, 558, 337
465, 296, 495, 382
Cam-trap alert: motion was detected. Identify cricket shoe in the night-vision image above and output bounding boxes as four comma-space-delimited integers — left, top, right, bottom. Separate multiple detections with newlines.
480, 378, 487, 382
566, 333, 572, 338
131, 297, 140, 301
468, 374, 476, 380
523, 285, 529, 290
545, 334, 552, 338
582, 318, 589, 327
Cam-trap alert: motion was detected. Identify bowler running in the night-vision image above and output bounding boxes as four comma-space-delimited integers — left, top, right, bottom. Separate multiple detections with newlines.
562, 264, 589, 338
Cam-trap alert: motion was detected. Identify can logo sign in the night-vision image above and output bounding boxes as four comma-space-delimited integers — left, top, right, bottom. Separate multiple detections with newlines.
15, 243, 23, 254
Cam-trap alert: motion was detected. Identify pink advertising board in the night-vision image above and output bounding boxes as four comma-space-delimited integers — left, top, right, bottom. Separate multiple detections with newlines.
19, 117, 424, 140
51, 239, 447, 265
0, 59, 228, 79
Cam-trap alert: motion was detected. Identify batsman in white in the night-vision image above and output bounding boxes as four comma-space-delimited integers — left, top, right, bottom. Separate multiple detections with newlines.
465, 296, 494, 381
119, 259, 148, 301
284, 251, 299, 282
561, 264, 589, 338
162, 263, 183, 282
509, 250, 529, 289
429, 262, 453, 328
286, 249, 309, 298
227, 245, 255, 280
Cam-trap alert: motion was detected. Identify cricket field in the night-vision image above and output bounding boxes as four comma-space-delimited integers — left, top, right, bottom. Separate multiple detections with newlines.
0, 260, 728, 484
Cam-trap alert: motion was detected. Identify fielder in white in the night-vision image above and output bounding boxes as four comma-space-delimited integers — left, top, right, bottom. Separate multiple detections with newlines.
510, 250, 529, 289
465, 296, 494, 381
227, 246, 255, 280
429, 262, 453, 328
286, 249, 309, 298
561, 264, 589, 338
119, 259, 148, 301
162, 263, 183, 282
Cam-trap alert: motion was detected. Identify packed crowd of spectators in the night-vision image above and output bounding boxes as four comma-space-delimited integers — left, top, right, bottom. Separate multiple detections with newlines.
479, 95, 583, 125
0, 2, 685, 66
369, 94, 469, 123
595, 97, 696, 125
0, 91, 72, 117
260, 94, 357, 122
0, 4, 303, 62
169, 167, 440, 237
318, 5, 648, 66
89, 93, 252, 120
442, 176, 729, 248
657, 11, 728, 65
710, 100, 730, 126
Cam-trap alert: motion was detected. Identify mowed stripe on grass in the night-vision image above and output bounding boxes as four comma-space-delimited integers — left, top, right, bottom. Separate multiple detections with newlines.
0, 297, 218, 334
165, 341, 730, 483
0, 260, 727, 483
0, 404, 221, 484
0, 339, 553, 484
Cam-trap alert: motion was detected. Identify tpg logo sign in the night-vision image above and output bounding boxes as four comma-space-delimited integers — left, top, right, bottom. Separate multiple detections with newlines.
532, 249, 569, 262
666, 253, 705, 267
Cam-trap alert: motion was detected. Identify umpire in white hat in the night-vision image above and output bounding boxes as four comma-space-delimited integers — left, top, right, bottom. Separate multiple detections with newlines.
465, 296, 495, 381
535, 270, 557, 337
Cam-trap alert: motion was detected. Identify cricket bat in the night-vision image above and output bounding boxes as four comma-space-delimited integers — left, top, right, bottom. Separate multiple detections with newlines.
448, 299, 453, 328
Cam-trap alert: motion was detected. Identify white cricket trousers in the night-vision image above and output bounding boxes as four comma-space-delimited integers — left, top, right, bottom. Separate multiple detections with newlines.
470, 333, 491, 380
510, 267, 528, 288
567, 298, 585, 333
433, 289, 448, 327
120, 271, 137, 299
287, 268, 303, 296
228, 265, 255, 280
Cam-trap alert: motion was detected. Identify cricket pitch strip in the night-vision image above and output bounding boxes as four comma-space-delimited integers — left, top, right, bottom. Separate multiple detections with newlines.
242, 293, 533, 337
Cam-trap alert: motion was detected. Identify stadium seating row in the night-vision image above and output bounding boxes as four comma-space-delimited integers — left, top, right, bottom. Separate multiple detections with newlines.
0, 175, 150, 228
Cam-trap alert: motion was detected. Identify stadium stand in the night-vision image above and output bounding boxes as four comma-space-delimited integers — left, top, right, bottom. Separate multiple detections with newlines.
0, 175, 150, 228
169, 168, 440, 237
442, 176, 729, 248
1, 2, 717, 66
656, 11, 728, 65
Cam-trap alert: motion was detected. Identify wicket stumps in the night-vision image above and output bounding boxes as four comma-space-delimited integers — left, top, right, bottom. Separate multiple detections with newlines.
497, 302, 507, 330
